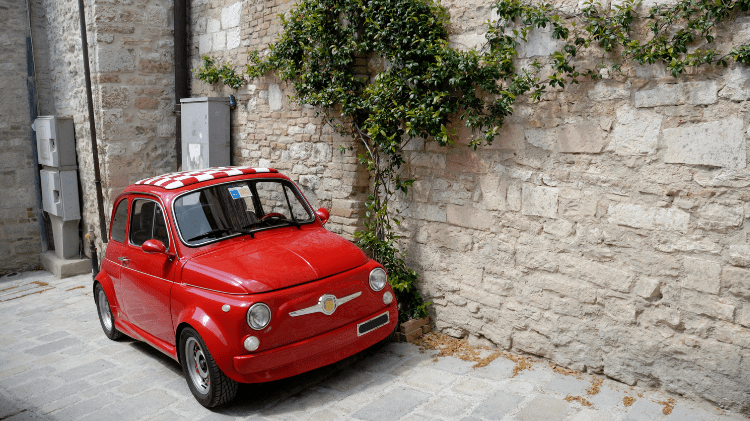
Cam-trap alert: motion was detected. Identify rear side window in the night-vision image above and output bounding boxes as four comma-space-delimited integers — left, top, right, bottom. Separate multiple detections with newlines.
129, 199, 170, 248
111, 199, 128, 243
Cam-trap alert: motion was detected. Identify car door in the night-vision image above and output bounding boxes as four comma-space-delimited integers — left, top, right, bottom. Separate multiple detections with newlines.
119, 196, 177, 344
103, 197, 129, 313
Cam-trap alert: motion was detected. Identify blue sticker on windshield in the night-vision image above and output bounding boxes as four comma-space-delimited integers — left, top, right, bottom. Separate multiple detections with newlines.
228, 188, 241, 199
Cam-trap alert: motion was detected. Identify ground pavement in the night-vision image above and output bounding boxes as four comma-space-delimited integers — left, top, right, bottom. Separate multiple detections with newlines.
0, 270, 746, 421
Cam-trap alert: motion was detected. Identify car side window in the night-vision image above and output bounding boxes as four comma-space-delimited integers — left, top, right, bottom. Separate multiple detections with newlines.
129, 199, 170, 249
111, 199, 128, 243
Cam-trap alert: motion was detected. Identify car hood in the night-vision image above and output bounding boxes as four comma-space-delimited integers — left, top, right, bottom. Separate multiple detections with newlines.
180, 227, 369, 294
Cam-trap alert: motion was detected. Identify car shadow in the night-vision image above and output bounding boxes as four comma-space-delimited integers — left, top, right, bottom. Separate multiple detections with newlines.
207, 340, 397, 417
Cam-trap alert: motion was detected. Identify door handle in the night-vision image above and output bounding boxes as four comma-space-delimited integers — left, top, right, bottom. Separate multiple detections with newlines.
117, 257, 130, 264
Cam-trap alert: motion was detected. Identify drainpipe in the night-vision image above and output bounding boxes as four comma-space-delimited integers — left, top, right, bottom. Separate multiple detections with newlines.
77, 0, 108, 244
24, 0, 48, 253
174, 0, 189, 170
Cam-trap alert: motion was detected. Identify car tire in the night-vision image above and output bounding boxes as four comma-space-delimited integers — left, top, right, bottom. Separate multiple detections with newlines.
94, 283, 122, 341
179, 327, 238, 408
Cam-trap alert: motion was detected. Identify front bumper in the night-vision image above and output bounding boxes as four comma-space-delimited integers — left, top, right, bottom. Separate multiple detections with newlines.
232, 303, 398, 383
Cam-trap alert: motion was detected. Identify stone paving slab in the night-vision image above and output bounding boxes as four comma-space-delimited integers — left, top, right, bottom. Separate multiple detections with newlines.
0, 270, 747, 421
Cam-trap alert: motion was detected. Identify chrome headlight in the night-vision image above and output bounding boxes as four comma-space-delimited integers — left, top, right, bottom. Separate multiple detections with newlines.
247, 303, 271, 330
369, 268, 387, 291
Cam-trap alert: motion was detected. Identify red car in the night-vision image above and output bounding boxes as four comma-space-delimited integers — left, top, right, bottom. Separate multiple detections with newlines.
93, 166, 398, 407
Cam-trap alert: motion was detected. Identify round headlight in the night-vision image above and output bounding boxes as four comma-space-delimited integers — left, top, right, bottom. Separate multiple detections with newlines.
369, 268, 387, 291
247, 303, 271, 330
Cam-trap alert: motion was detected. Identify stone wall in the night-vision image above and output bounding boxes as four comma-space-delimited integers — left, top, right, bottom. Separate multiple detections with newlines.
0, 0, 43, 275
188, 0, 370, 238
187, 0, 750, 411
397, 0, 750, 411
27, 0, 178, 254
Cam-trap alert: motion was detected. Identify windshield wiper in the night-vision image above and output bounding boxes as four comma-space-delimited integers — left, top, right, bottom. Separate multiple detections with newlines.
187, 228, 233, 242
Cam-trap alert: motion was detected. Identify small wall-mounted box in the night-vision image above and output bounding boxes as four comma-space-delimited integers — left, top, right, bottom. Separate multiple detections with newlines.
35, 116, 77, 169
180, 97, 230, 171
40, 168, 80, 221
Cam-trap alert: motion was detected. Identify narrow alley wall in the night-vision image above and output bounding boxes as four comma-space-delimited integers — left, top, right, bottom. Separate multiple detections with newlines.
0, 0, 43, 275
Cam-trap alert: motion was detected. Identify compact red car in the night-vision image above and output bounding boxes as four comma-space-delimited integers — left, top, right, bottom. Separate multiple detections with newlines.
93, 166, 398, 407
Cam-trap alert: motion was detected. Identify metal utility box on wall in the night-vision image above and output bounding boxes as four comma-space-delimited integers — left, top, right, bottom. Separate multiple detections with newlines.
35, 116, 77, 169
40, 169, 81, 221
180, 97, 230, 171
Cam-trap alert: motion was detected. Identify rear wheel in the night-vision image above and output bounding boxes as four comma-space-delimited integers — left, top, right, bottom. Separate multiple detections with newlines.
94, 283, 122, 340
179, 327, 238, 407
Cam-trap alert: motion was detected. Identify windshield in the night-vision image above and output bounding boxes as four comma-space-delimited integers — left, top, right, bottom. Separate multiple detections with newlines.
173, 179, 314, 246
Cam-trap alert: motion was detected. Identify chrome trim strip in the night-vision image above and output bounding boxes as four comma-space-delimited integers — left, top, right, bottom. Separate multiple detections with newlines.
122, 265, 171, 283
289, 291, 361, 317
357, 311, 390, 337
182, 283, 249, 296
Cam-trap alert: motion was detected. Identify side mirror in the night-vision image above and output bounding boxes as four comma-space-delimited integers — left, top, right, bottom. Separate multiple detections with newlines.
315, 208, 330, 225
142, 239, 167, 254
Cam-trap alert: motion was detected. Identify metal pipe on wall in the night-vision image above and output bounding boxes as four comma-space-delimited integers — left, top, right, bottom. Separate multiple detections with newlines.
24, 0, 48, 253
174, 0, 189, 171
77, 0, 108, 244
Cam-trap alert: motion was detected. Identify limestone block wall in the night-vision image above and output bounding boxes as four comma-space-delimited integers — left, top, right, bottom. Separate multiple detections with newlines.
188, 0, 370, 237
192, 0, 749, 411
391, 0, 750, 411
0, 0, 42, 275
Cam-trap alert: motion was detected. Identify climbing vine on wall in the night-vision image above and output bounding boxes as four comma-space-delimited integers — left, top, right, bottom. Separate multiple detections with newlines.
197, 0, 750, 321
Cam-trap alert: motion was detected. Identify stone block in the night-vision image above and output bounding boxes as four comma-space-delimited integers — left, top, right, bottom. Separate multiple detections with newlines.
556, 122, 607, 153
221, 2, 242, 29
268, 84, 283, 110
681, 290, 735, 321
471, 390, 524, 420
543, 219, 575, 237
40, 252, 91, 279
522, 184, 558, 218
207, 18, 221, 33
478, 175, 506, 211
525, 128, 556, 150
633, 277, 661, 299
686, 81, 718, 105
212, 31, 226, 51
635, 84, 682, 108
101, 86, 130, 108
198, 34, 211, 54
96, 46, 135, 72
718, 66, 750, 101
226, 27, 241, 49
607, 203, 689, 233
723, 266, 750, 298
446, 204, 493, 230
612, 106, 662, 156
352, 387, 430, 421
729, 245, 750, 267
695, 203, 744, 231
540, 273, 597, 303
738, 307, 750, 328
515, 396, 571, 421
663, 118, 746, 169
683, 257, 722, 295
559, 188, 597, 217
518, 27, 564, 57
588, 81, 631, 101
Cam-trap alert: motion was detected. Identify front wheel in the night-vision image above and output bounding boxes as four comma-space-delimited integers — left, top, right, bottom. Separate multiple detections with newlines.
179, 327, 238, 407
94, 283, 121, 340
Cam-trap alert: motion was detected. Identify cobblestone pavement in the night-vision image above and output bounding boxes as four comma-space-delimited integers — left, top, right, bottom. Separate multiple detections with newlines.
0, 270, 746, 421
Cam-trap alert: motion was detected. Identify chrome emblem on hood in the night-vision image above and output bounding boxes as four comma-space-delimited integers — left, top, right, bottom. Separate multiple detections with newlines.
289, 291, 361, 317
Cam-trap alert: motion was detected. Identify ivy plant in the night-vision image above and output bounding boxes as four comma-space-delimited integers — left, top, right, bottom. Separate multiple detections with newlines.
193, 56, 245, 89
198, 0, 750, 321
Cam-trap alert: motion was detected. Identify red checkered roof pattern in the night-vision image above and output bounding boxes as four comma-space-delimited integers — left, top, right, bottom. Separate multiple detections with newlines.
134, 166, 278, 190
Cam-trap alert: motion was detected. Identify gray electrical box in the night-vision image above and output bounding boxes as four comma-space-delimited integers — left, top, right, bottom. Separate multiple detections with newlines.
180, 97, 230, 171
35, 116, 76, 169
40, 169, 81, 221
